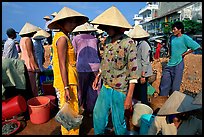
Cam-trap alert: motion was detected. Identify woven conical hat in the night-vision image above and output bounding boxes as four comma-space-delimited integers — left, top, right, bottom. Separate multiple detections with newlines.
157, 91, 202, 116
43, 16, 51, 20
19, 22, 40, 36
72, 22, 97, 32
127, 25, 150, 38
51, 12, 57, 17
91, 6, 132, 29
33, 29, 50, 39
48, 7, 88, 29
192, 91, 202, 105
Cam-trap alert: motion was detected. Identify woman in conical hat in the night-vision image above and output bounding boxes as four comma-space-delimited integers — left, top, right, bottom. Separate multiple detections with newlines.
32, 29, 50, 72
72, 22, 100, 116
128, 25, 153, 105
47, 6, 88, 135
19, 22, 40, 97
148, 91, 202, 135
91, 6, 139, 135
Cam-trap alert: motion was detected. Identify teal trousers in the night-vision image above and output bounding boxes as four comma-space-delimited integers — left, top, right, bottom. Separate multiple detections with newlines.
93, 85, 127, 135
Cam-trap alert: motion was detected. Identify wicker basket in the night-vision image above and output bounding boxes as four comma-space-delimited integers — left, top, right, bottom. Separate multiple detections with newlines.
149, 96, 168, 114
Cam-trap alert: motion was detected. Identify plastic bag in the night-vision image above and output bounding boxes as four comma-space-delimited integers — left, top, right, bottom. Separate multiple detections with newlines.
55, 102, 83, 131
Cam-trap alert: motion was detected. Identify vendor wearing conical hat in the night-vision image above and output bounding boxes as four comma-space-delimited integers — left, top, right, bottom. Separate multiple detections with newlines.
148, 91, 202, 135
47, 6, 88, 135
127, 25, 153, 105
91, 6, 139, 135
19, 22, 40, 97
72, 22, 100, 116
32, 29, 50, 72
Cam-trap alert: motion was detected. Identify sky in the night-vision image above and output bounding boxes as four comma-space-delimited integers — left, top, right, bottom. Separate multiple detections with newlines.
2, 2, 146, 41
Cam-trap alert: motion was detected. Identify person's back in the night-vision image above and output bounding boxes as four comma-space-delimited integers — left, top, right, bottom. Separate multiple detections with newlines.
3, 28, 19, 59
32, 38, 45, 72
136, 40, 153, 77
72, 33, 100, 72
20, 37, 38, 71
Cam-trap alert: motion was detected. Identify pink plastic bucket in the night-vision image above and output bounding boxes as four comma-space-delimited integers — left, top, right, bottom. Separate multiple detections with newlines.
27, 96, 50, 124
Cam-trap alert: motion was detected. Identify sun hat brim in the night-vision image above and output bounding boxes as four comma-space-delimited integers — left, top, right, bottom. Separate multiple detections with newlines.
91, 6, 132, 29
127, 25, 150, 38
19, 22, 40, 36
157, 91, 202, 116
48, 7, 89, 30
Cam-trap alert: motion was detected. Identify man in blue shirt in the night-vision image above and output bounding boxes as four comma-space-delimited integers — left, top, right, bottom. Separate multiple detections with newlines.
159, 21, 201, 96
2, 28, 19, 59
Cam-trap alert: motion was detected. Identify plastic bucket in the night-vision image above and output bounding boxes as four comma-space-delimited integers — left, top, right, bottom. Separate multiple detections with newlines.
27, 96, 50, 124
44, 95, 56, 110
2, 95, 27, 120
139, 114, 155, 135
132, 103, 153, 127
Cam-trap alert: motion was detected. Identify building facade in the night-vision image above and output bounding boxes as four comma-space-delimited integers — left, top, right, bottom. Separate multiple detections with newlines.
134, 2, 202, 36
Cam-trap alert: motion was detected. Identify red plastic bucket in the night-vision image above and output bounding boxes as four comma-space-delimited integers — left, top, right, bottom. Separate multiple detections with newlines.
2, 95, 27, 120
44, 95, 56, 110
27, 96, 50, 124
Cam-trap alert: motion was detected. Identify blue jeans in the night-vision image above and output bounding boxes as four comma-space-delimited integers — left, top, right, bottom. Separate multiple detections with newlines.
159, 60, 184, 96
93, 85, 127, 135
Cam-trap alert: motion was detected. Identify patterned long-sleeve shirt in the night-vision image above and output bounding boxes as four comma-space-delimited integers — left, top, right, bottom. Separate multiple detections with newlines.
100, 34, 139, 94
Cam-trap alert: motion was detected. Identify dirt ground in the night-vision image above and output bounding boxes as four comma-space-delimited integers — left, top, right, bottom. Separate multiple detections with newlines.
151, 53, 202, 94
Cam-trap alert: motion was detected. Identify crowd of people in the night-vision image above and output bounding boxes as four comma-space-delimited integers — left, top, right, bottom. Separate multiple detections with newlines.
2, 5, 202, 135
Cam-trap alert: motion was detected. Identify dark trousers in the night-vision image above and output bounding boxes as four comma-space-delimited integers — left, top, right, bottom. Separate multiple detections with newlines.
78, 71, 100, 113
133, 77, 148, 105
159, 60, 184, 96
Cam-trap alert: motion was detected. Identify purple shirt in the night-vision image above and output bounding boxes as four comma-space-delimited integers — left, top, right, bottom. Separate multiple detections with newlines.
72, 34, 100, 72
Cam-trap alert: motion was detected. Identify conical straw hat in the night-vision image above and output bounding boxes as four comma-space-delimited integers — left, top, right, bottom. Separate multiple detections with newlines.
33, 29, 51, 39
72, 22, 97, 32
43, 16, 51, 20
127, 25, 150, 38
19, 22, 40, 36
48, 7, 89, 29
51, 12, 57, 17
91, 6, 132, 29
192, 91, 202, 105
157, 91, 202, 116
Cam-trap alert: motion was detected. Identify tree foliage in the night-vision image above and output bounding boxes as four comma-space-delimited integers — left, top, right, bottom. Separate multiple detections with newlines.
161, 20, 202, 35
